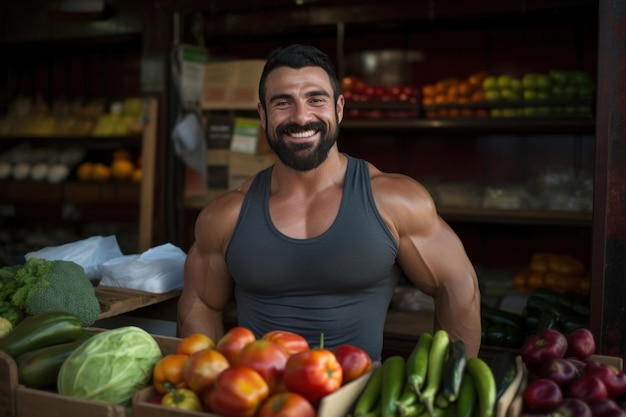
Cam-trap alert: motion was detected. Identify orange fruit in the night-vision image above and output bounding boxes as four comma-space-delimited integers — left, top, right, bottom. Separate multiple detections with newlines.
76, 162, 93, 182
111, 158, 134, 181
112, 148, 132, 161
131, 167, 142, 183
91, 163, 111, 182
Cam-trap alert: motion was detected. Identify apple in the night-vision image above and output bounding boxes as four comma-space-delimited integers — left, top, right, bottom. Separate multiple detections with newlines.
589, 399, 624, 417
497, 74, 513, 89
568, 375, 609, 403
482, 76, 498, 90
552, 398, 592, 417
524, 378, 563, 413
535, 74, 553, 90
566, 328, 596, 360
522, 73, 539, 90
538, 358, 580, 388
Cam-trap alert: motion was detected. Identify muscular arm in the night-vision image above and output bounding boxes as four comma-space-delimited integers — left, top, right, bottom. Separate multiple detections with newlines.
373, 172, 482, 357
177, 191, 243, 342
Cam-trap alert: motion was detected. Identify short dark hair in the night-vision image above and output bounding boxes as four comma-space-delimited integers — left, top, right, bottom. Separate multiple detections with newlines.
258, 44, 340, 109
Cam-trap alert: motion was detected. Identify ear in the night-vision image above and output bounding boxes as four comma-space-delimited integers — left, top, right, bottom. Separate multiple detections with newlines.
336, 94, 345, 124
257, 102, 267, 128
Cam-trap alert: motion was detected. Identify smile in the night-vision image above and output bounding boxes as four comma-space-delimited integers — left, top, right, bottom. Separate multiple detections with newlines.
288, 129, 316, 138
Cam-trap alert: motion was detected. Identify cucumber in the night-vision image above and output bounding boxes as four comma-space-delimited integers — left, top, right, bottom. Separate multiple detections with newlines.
440, 339, 467, 403
0, 311, 83, 358
466, 357, 496, 417
489, 352, 517, 400
381, 356, 405, 417
16, 328, 97, 388
406, 332, 433, 396
354, 366, 383, 417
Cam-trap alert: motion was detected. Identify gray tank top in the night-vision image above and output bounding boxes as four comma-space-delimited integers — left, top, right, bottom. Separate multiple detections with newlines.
225, 155, 400, 360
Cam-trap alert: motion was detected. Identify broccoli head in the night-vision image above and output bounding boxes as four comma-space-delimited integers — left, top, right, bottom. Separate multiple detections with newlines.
11, 258, 101, 326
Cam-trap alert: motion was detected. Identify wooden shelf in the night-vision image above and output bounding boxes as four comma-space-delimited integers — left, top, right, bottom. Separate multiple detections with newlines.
95, 285, 181, 320
439, 207, 592, 226
341, 117, 595, 134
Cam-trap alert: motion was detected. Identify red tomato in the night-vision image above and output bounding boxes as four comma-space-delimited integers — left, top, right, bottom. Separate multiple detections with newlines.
176, 333, 215, 356
262, 330, 310, 355
257, 392, 316, 417
217, 327, 256, 366
332, 344, 372, 384
207, 365, 269, 417
182, 348, 230, 395
237, 339, 290, 393
283, 348, 343, 404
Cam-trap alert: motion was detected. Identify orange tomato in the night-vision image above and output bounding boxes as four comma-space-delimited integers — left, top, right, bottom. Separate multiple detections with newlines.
257, 392, 316, 417
262, 330, 309, 356
237, 340, 290, 393
183, 348, 230, 395
207, 366, 269, 417
153, 353, 190, 395
177, 333, 215, 356
216, 326, 256, 366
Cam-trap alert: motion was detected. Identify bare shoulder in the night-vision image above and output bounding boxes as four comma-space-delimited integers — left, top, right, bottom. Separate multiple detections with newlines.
366, 162, 439, 234
368, 163, 436, 214
194, 180, 250, 249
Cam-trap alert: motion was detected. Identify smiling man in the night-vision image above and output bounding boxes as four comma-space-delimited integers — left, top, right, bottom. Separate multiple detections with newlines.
177, 44, 482, 360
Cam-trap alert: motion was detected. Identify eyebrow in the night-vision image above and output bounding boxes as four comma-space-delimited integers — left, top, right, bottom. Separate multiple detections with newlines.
269, 89, 331, 103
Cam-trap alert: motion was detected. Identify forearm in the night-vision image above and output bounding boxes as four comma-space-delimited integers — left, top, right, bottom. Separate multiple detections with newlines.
433, 294, 482, 357
177, 296, 225, 342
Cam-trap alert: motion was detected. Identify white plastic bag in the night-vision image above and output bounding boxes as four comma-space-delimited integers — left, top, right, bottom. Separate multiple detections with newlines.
98, 243, 186, 293
25, 235, 123, 280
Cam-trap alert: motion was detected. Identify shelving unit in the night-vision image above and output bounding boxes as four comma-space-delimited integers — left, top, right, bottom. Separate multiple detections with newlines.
0, 97, 158, 259
172, 0, 603, 357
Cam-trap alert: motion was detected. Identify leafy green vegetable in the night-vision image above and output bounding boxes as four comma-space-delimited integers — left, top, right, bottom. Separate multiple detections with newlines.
0, 265, 25, 325
57, 326, 162, 406
10, 258, 100, 326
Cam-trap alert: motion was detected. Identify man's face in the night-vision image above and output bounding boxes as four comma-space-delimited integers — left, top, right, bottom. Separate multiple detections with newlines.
258, 66, 344, 171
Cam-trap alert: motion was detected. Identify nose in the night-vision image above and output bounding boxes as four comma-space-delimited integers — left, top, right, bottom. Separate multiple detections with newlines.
292, 100, 314, 125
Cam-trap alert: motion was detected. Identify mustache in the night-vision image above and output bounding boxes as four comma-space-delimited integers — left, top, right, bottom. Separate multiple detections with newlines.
276, 121, 327, 136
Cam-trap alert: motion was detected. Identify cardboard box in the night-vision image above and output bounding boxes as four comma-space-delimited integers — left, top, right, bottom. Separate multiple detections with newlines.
132, 368, 373, 417
202, 60, 266, 110
228, 152, 275, 190
0, 333, 179, 417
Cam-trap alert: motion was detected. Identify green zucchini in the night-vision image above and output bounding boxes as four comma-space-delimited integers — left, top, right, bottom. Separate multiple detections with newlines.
456, 371, 476, 417
440, 339, 467, 403
17, 342, 80, 388
466, 357, 496, 417
489, 352, 517, 400
0, 311, 83, 358
380, 355, 405, 417
354, 366, 383, 417
481, 305, 525, 330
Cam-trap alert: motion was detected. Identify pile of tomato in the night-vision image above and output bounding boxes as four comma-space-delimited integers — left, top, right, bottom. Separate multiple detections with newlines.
151, 327, 373, 417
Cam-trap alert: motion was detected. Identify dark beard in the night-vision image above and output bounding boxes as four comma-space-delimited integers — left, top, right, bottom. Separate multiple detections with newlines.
267, 121, 339, 171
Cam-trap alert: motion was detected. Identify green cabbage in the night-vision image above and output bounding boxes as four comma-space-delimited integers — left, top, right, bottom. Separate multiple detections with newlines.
57, 326, 162, 406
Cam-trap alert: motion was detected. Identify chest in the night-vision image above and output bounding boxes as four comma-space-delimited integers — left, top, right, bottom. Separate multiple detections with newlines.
268, 187, 343, 239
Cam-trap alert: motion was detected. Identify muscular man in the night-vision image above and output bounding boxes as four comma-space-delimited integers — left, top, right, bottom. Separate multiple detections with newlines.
178, 44, 481, 360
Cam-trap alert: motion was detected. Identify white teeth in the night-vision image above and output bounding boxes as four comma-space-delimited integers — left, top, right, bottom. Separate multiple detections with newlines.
289, 130, 315, 138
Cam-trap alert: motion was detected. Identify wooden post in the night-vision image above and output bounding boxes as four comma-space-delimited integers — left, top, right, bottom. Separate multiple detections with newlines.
139, 97, 158, 252
592, 0, 626, 361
